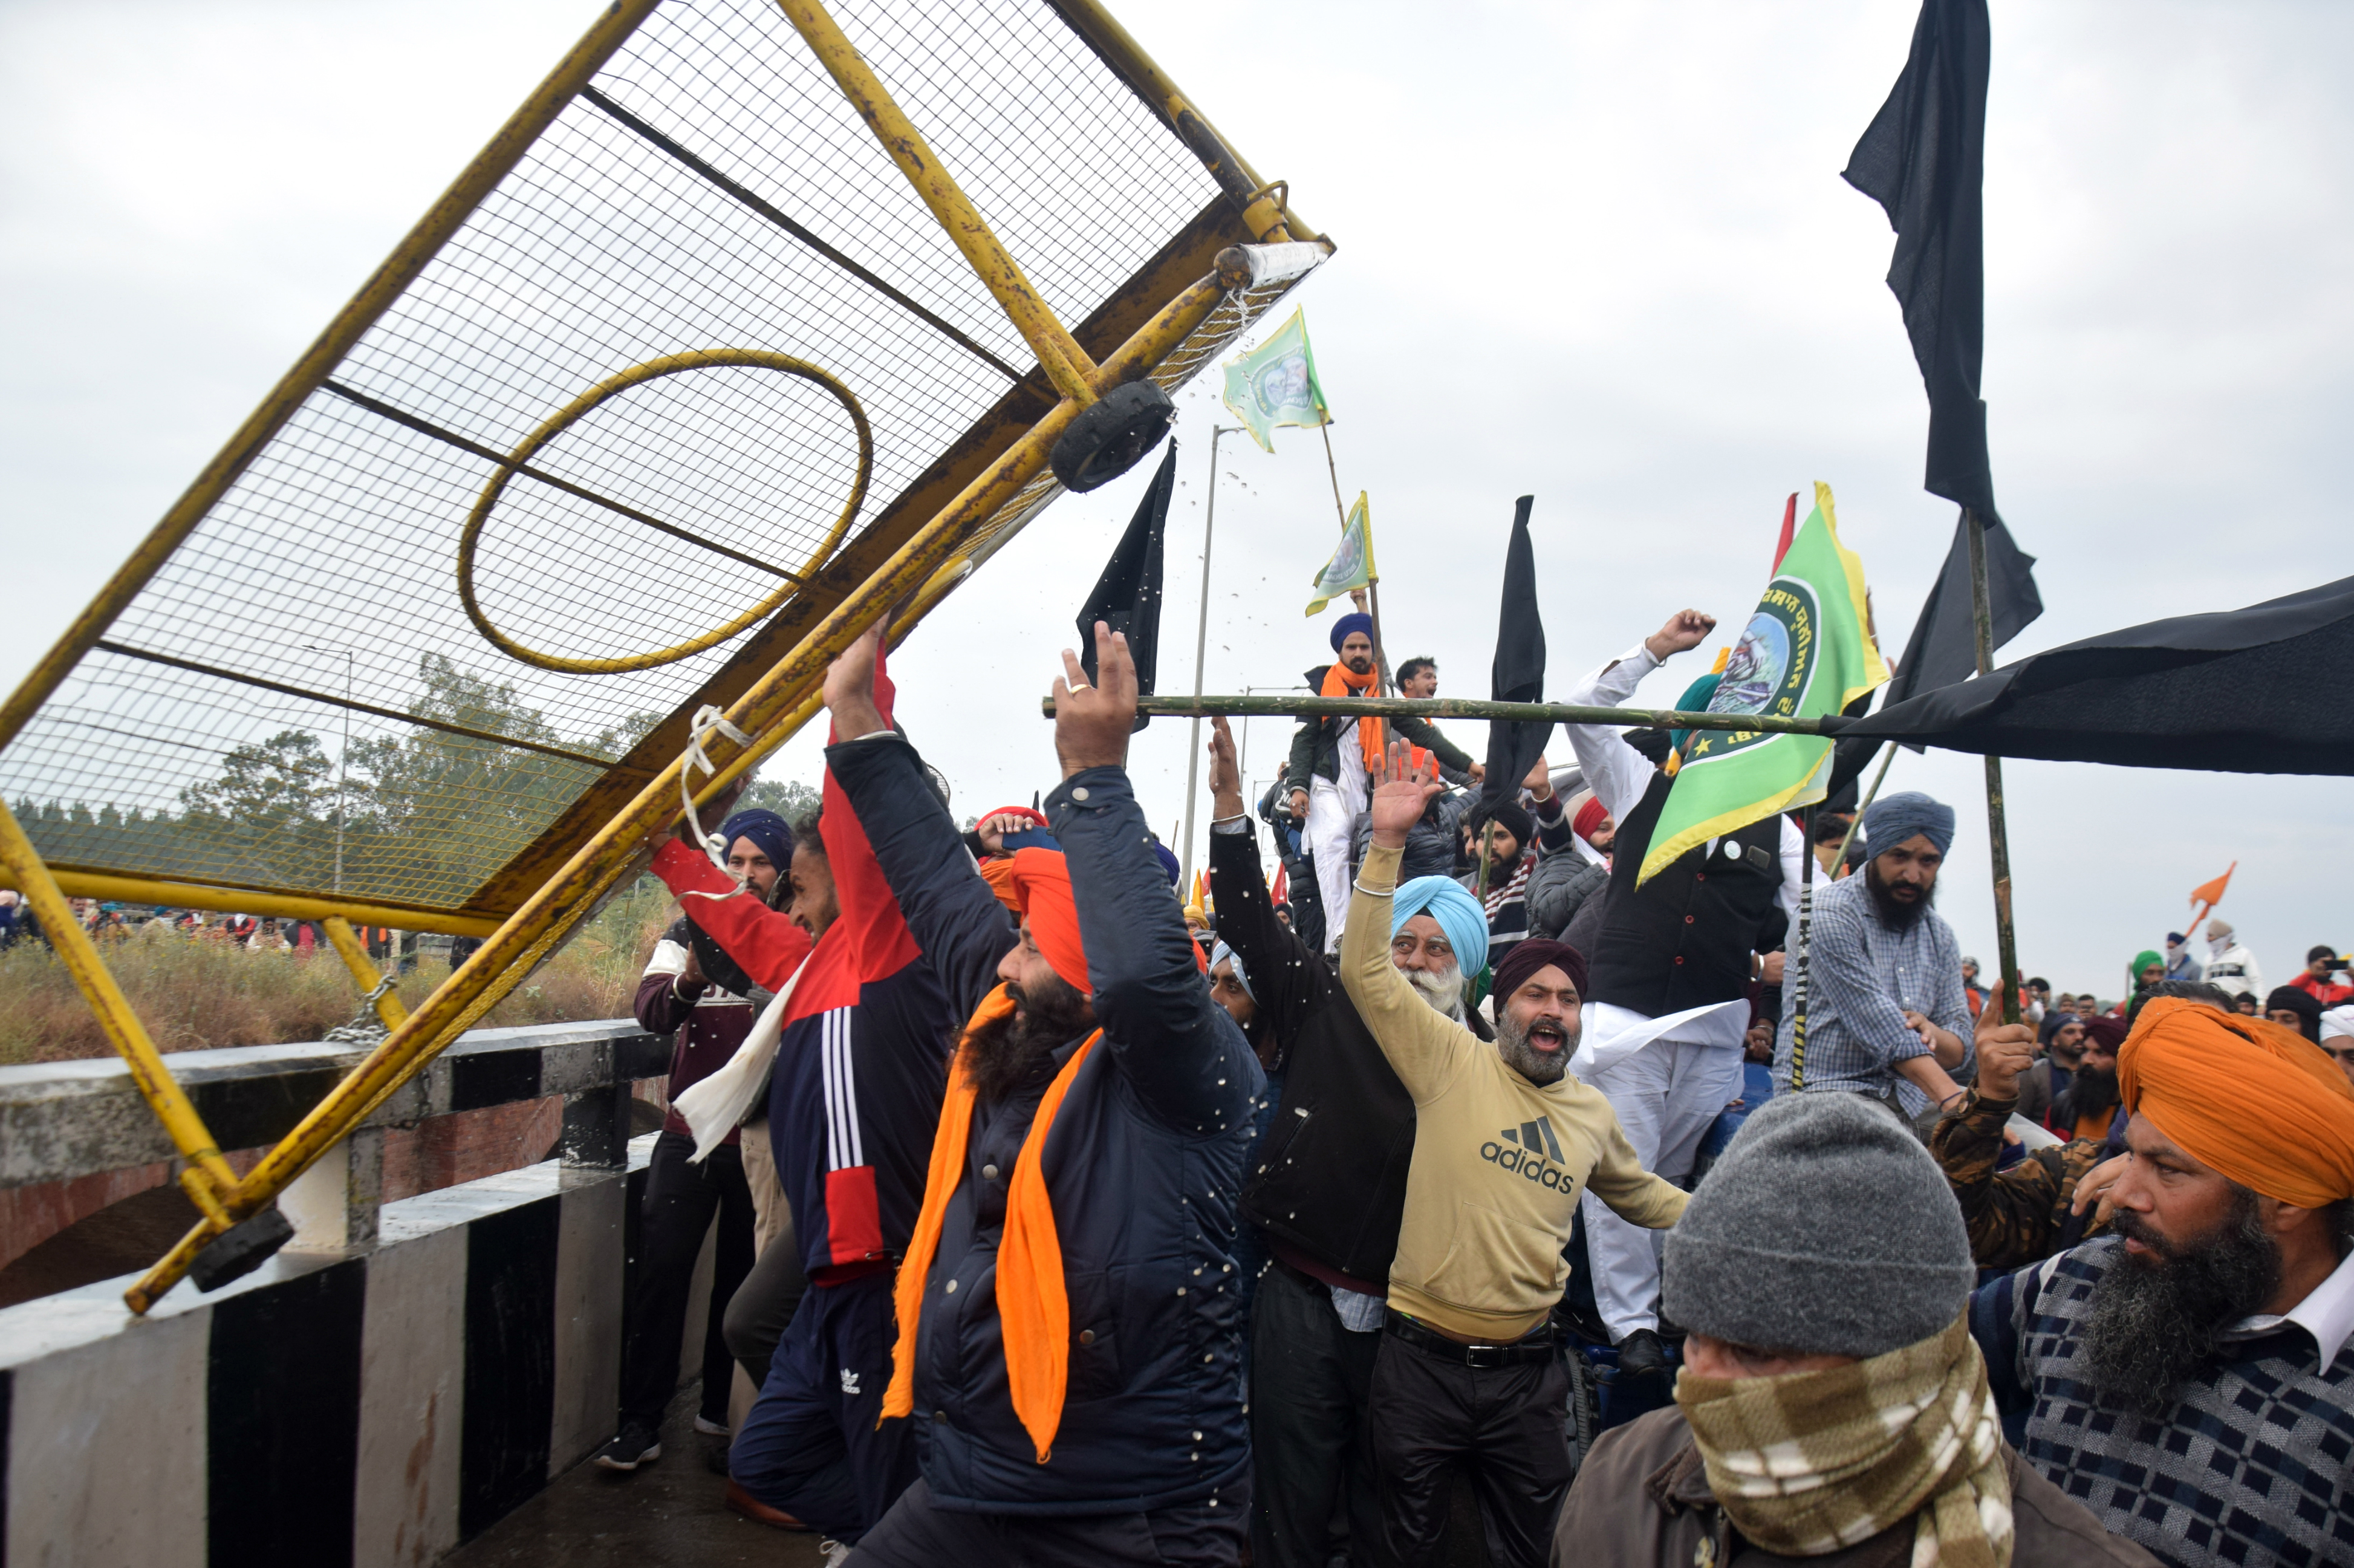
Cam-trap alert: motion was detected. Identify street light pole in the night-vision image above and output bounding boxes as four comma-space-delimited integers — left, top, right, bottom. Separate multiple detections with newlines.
1177, 426, 1241, 895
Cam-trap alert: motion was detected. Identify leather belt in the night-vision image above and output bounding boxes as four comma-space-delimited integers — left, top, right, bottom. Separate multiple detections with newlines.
1384, 1310, 1555, 1367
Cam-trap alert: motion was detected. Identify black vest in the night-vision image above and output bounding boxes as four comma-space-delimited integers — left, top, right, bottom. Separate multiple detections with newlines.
1588, 771, 1783, 1017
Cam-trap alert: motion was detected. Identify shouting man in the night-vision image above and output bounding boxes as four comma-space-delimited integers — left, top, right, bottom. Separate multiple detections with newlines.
1343, 741, 1688, 1567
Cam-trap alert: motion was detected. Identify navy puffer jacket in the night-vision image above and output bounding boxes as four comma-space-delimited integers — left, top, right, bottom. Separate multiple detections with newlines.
830, 733, 1263, 1515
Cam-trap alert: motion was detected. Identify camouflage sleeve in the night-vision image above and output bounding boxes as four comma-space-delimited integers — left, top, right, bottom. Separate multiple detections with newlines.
1933, 1091, 2067, 1269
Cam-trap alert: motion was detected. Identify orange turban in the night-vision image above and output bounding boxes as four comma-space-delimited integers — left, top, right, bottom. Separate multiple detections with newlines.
2119, 997, 2354, 1208
1006, 847, 1090, 993
978, 855, 1023, 914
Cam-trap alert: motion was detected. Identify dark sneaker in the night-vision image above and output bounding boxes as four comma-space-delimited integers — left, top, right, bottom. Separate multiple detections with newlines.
593, 1420, 662, 1472
1616, 1327, 1668, 1380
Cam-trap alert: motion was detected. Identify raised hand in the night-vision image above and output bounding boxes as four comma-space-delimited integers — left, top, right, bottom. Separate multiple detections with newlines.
1368, 738, 1443, 848
974, 811, 1035, 854
1645, 609, 1717, 662
1053, 620, 1137, 779
823, 620, 889, 740
1207, 715, 1243, 814
1974, 1026, 2037, 1103
1521, 752, 1553, 800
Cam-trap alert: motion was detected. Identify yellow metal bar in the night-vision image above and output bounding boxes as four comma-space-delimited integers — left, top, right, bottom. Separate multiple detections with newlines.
778, 0, 1101, 405
122, 270, 1228, 1312
322, 917, 409, 1032
0, 867, 506, 939
0, 0, 665, 758
0, 800, 239, 1199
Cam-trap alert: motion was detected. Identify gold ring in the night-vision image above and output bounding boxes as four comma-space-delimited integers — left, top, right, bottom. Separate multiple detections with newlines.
1067, 682, 1093, 692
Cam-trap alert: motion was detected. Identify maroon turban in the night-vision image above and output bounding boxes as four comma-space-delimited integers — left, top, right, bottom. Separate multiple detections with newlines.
1493, 939, 1587, 1006
2083, 1013, 2128, 1052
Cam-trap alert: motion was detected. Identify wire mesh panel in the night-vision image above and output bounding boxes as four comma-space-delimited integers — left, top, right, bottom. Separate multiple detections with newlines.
1, 0, 1316, 914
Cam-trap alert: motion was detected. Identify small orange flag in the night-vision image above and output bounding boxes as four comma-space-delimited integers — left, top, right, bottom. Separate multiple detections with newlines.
2190, 864, 2236, 910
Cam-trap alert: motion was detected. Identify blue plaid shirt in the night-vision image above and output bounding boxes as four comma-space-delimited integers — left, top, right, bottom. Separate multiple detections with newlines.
1770, 872, 1972, 1114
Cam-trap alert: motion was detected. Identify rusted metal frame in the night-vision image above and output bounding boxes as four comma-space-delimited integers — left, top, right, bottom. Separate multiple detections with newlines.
1047, 692, 1845, 738
776, 0, 1101, 406
0, 865, 504, 939
0, 0, 666, 758
122, 272, 1229, 1312
322, 917, 409, 1032
319, 380, 807, 582
576, 86, 1026, 383
93, 641, 614, 767
0, 799, 241, 1220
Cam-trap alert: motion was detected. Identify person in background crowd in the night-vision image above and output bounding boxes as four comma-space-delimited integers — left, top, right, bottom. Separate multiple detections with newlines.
1207, 715, 1494, 1568
837, 623, 1263, 1566
1458, 755, 1574, 968
1285, 612, 1477, 955
1558, 609, 1803, 1387
648, 647, 958, 1549
1772, 792, 1974, 1130
2119, 949, 2167, 1014
1556, 1093, 2156, 1568
2265, 984, 2324, 1043
2290, 944, 2353, 1007
1934, 1008, 2127, 1269
2232, 992, 2260, 1016
0, 890, 19, 947
2164, 931, 2203, 984
1395, 655, 1440, 699
2200, 918, 2264, 1004
1345, 741, 1688, 1568
447, 934, 481, 970
599, 809, 788, 1473
1962, 955, 1991, 1020
2015, 1011, 2084, 1129
1972, 997, 2354, 1567
2323, 1007, 2354, 1089
2047, 1013, 2128, 1145
1525, 805, 1610, 945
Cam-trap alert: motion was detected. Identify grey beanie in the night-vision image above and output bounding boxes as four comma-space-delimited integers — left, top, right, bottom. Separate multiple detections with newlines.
1662, 1094, 1975, 1359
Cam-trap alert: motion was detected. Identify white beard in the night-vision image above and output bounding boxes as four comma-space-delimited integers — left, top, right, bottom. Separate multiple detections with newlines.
1403, 960, 1465, 1021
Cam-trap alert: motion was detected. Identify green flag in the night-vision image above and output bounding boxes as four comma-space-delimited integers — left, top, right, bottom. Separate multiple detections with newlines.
1305, 492, 1376, 617
1637, 483, 1891, 885
1223, 306, 1329, 452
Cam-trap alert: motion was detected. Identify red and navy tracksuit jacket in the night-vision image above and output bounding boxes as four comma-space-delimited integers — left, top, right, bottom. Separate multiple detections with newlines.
649, 699, 953, 1287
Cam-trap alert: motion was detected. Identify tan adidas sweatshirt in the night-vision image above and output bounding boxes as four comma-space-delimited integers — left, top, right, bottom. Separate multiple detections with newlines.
1341, 843, 1688, 1341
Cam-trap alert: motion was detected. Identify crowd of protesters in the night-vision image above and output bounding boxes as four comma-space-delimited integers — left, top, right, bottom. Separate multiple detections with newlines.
592, 603, 2354, 1568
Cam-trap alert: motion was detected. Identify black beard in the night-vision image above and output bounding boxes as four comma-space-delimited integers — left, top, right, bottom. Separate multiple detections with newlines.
1495, 1010, 1572, 1086
964, 975, 1092, 1102
2053, 1065, 2117, 1130
1344, 655, 1373, 675
1864, 859, 1935, 930
2079, 1191, 2280, 1415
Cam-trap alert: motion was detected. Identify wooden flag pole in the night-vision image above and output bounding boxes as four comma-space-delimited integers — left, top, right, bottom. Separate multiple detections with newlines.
1176, 429, 1238, 897
1966, 509, 2024, 1026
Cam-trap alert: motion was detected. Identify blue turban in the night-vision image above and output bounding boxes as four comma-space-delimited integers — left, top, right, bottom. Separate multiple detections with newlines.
1862, 791, 1955, 857
1209, 939, 1254, 1001
1153, 841, 1182, 888
1330, 611, 1374, 653
1668, 672, 1720, 756
718, 808, 795, 871
1392, 875, 1490, 977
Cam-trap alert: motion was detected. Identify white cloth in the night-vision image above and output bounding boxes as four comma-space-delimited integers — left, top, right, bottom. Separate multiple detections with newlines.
2225, 1241, 2354, 1368
2322, 1006, 2354, 1043
1576, 1030, 1744, 1341
672, 954, 808, 1162
1558, 641, 1806, 926
1305, 734, 1367, 954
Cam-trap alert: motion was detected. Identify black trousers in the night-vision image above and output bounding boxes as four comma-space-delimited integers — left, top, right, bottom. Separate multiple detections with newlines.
849, 1476, 1249, 1567
721, 1205, 807, 1393
1366, 1326, 1572, 1568
1249, 1263, 1382, 1567
620, 1131, 756, 1427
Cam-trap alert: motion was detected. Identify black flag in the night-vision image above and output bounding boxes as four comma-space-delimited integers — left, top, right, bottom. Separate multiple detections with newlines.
1828, 507, 2041, 792
1075, 440, 1175, 730
1481, 496, 1548, 810
1836, 574, 2354, 777
1844, 0, 1998, 523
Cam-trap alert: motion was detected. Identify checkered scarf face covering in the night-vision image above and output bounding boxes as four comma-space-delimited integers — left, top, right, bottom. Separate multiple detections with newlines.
1674, 1315, 2013, 1567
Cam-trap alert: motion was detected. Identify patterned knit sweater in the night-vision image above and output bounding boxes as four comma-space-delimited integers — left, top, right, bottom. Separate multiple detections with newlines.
1972, 1238, 2354, 1567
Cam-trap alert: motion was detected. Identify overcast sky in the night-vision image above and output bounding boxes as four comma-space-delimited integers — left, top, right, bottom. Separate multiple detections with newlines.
3, 0, 2348, 997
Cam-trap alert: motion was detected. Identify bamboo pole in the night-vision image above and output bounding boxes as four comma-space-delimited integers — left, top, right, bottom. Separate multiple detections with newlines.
1966, 510, 2024, 1026
1177, 428, 1238, 895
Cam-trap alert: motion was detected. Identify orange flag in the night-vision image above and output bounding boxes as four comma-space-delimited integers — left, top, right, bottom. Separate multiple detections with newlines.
2187, 862, 2236, 935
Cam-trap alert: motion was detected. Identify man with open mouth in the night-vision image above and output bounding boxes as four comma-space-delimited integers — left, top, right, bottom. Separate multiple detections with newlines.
1340, 741, 1689, 1568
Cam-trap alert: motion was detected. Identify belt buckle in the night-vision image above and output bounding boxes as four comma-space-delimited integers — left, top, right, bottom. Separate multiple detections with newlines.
1465, 1343, 1503, 1370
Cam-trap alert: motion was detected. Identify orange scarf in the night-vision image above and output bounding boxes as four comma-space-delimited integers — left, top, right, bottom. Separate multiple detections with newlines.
881, 983, 1101, 1462
1321, 659, 1421, 775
